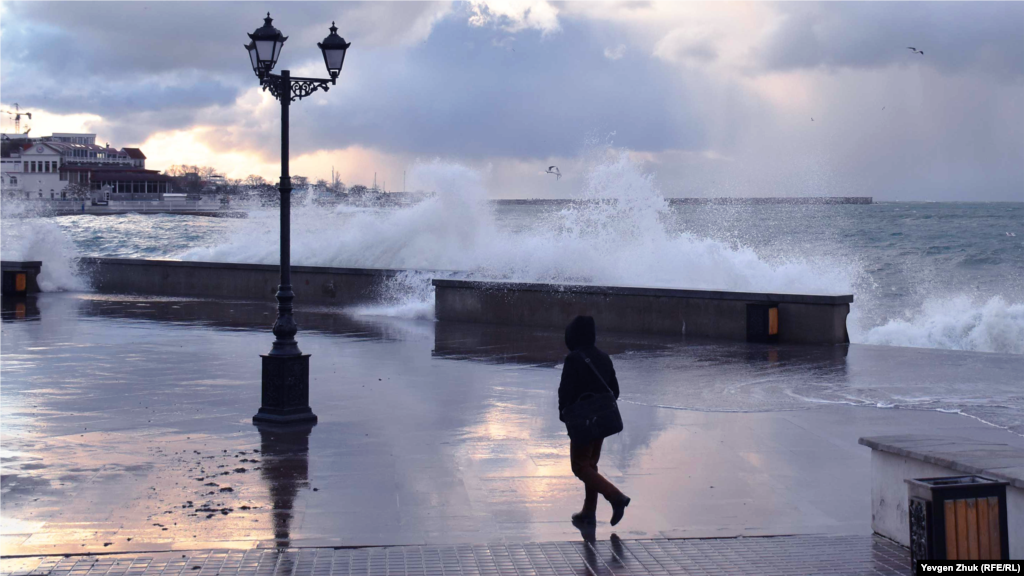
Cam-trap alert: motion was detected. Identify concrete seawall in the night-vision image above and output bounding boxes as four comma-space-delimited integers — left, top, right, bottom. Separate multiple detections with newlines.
1, 260, 43, 295
79, 258, 852, 344
433, 279, 852, 344
80, 257, 403, 305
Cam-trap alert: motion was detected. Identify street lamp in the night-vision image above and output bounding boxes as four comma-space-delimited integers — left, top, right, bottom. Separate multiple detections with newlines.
247, 13, 350, 426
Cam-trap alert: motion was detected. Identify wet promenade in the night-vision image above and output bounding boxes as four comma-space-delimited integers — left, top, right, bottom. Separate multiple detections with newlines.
2, 293, 1021, 561
2, 535, 911, 576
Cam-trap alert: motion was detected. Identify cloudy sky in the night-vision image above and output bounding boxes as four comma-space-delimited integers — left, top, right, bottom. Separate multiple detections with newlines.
2, 1, 1022, 199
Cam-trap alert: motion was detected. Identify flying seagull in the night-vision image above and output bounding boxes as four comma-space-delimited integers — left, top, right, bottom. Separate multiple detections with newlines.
907, 47, 924, 55
546, 166, 561, 181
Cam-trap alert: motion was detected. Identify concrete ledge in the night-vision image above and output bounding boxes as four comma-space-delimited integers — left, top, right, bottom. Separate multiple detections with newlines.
80, 257, 406, 277
859, 435, 1024, 489
433, 279, 852, 344
80, 257, 405, 305
859, 435, 1024, 558
431, 279, 854, 305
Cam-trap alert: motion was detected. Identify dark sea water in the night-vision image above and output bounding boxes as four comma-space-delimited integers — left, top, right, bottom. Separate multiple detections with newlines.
2, 198, 1022, 354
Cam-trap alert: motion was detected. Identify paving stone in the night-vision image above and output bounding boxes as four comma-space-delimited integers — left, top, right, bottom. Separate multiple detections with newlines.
3, 535, 908, 576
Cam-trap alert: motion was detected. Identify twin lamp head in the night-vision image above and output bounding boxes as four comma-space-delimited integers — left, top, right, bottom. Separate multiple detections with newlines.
245, 13, 350, 82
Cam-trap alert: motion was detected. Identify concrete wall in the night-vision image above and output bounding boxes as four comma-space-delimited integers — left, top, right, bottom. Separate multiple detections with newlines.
1, 260, 43, 294
81, 258, 854, 344
433, 279, 852, 344
869, 450, 1023, 558
80, 257, 402, 306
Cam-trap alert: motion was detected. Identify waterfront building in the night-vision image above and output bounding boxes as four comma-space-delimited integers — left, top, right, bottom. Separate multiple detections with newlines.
1, 156, 22, 190
0, 132, 169, 200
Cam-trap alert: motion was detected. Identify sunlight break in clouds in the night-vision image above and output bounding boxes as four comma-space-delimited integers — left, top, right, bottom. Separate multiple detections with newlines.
3, 2, 1021, 200
140, 126, 409, 188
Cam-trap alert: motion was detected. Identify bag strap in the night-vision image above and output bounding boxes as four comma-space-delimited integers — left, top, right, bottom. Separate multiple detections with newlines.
576, 350, 614, 396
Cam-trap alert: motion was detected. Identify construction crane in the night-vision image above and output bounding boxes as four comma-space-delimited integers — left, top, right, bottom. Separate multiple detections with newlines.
3, 103, 32, 134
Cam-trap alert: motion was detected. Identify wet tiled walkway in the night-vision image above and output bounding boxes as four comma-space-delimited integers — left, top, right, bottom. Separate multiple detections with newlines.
2, 535, 910, 576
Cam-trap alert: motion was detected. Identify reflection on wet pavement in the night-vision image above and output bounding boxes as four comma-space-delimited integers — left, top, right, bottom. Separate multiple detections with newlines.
0, 298, 40, 323
2, 293, 1021, 555
257, 424, 312, 549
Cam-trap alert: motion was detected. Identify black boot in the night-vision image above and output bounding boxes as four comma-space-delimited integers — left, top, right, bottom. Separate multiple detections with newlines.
571, 511, 596, 525
610, 496, 630, 526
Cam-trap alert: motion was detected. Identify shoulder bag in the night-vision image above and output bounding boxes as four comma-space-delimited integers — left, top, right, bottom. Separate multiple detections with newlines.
561, 351, 624, 444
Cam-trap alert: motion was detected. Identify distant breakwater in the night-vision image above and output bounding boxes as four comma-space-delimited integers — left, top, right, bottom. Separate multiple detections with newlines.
493, 197, 873, 206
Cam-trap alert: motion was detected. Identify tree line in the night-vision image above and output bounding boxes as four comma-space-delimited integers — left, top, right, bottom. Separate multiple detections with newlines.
160, 164, 370, 205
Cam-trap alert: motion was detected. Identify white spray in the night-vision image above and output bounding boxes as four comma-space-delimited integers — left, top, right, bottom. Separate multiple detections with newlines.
181, 153, 855, 319
0, 217, 86, 292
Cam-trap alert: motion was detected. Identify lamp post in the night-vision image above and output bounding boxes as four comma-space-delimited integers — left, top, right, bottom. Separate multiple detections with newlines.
247, 13, 350, 426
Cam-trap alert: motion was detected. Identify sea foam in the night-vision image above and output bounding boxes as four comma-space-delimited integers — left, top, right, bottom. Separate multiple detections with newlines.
860, 296, 1024, 355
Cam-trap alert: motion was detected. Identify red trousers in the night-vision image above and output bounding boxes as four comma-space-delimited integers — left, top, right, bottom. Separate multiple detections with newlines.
569, 437, 625, 513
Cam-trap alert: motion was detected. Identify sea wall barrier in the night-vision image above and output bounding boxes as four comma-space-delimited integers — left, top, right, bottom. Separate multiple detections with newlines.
1, 260, 42, 295
433, 279, 852, 344
79, 257, 403, 305
78, 258, 852, 344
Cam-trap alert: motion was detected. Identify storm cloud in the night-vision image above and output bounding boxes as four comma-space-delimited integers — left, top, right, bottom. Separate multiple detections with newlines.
1, 1, 1021, 200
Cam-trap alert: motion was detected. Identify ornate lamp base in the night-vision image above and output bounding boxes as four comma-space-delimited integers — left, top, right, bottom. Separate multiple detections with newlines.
253, 354, 318, 425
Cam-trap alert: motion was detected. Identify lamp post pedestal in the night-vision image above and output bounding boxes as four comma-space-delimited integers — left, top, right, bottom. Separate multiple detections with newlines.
254, 354, 316, 425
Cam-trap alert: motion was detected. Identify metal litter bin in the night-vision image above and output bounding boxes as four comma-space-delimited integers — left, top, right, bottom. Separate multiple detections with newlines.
906, 475, 1009, 562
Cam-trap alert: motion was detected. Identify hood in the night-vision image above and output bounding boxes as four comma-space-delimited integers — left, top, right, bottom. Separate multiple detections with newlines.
565, 315, 596, 351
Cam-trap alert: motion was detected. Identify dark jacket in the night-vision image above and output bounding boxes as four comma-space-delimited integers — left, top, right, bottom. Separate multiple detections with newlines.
558, 316, 619, 422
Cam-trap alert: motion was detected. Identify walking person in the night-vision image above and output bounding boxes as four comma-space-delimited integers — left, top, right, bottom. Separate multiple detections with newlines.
559, 315, 631, 531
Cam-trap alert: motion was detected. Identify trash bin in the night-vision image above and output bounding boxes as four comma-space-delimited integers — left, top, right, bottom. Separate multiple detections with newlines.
746, 303, 779, 343
905, 475, 1009, 562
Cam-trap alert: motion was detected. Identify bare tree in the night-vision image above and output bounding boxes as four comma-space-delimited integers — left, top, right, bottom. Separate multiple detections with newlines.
163, 165, 187, 178
330, 169, 344, 193
245, 174, 268, 187
165, 164, 216, 179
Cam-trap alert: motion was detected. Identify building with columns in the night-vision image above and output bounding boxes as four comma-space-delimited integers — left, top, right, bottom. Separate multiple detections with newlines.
1, 132, 169, 200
